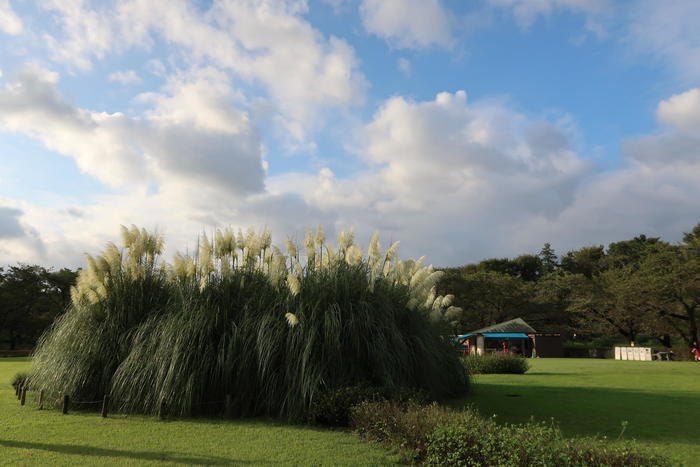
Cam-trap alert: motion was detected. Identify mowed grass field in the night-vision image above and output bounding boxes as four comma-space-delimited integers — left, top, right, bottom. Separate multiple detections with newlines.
456, 358, 700, 466
3, 358, 698, 465
0, 358, 397, 466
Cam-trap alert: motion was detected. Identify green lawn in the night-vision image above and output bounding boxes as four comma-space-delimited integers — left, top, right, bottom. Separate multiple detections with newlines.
0, 358, 397, 466
455, 358, 700, 466
4, 358, 699, 466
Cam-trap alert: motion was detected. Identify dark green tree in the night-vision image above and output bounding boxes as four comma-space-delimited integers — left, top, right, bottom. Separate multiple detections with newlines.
538, 243, 558, 274
0, 264, 78, 349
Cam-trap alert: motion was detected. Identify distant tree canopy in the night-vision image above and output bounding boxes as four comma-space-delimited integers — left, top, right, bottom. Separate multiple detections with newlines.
0, 265, 78, 349
438, 223, 700, 347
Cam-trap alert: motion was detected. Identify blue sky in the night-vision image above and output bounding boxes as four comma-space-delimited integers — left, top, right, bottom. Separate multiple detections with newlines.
0, 0, 699, 267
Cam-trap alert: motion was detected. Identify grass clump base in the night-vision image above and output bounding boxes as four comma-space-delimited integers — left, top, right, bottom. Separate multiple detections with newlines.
461, 353, 530, 374
28, 225, 468, 420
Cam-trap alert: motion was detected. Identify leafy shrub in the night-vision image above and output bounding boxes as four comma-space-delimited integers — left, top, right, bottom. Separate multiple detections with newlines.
351, 400, 457, 461
310, 385, 429, 426
30, 226, 469, 419
352, 400, 668, 466
556, 438, 672, 467
461, 353, 530, 374
11, 372, 28, 391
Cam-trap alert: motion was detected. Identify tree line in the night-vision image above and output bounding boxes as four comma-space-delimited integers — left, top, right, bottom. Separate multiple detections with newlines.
1, 223, 698, 350
438, 223, 700, 349
0, 265, 78, 350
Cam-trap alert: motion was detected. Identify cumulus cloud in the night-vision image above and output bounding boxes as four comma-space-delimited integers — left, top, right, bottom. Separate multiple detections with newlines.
0, 0, 22, 35
0, 206, 24, 238
656, 88, 700, 132
40, 0, 367, 143
268, 88, 700, 265
359, 0, 454, 49
108, 69, 142, 85
3, 85, 700, 267
623, 88, 700, 167
0, 63, 265, 194
0, 203, 47, 262
269, 90, 592, 263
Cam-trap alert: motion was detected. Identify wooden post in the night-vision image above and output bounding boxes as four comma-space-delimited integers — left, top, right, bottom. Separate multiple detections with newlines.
62, 395, 69, 414
101, 394, 109, 418
38, 390, 44, 410
225, 394, 231, 417
20, 386, 26, 406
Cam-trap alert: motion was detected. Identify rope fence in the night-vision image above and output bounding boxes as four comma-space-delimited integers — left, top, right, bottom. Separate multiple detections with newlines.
13, 384, 232, 419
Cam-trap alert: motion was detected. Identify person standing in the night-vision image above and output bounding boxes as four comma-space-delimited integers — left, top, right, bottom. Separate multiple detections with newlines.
691, 342, 700, 362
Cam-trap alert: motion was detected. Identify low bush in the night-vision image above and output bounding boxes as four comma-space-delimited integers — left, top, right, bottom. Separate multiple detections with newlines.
11, 372, 28, 391
461, 353, 530, 374
352, 400, 669, 466
351, 400, 458, 461
310, 385, 429, 426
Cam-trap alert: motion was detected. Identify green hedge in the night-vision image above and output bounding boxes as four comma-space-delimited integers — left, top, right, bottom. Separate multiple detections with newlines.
309, 385, 429, 427
461, 353, 530, 374
350, 401, 668, 466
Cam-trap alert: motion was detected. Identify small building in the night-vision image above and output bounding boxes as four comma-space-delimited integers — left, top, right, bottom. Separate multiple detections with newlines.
455, 318, 563, 358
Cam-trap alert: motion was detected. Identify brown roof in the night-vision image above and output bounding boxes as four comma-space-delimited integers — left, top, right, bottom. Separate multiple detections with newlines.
470, 318, 537, 334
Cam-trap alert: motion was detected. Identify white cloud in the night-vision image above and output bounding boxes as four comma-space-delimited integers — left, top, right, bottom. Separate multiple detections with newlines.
0, 0, 22, 35
41, 0, 114, 70
270, 88, 700, 265
397, 57, 412, 76
359, 0, 454, 49
657, 88, 700, 133
623, 88, 700, 167
0, 202, 47, 261
3, 85, 700, 267
488, 0, 609, 28
40, 0, 367, 143
0, 63, 265, 194
626, 0, 700, 81
270, 90, 592, 263
108, 69, 142, 85
0, 206, 24, 238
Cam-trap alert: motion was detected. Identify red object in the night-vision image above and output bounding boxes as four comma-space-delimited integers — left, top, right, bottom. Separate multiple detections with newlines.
692, 347, 700, 361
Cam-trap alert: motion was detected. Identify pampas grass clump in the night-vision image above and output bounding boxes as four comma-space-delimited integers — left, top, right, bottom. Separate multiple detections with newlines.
30, 225, 468, 419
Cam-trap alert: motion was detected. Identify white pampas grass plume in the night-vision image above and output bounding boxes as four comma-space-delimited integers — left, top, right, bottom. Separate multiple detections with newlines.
287, 273, 301, 296
198, 233, 214, 277
385, 241, 400, 262
337, 230, 348, 252
304, 229, 316, 268
368, 232, 380, 261
315, 224, 325, 247
442, 294, 454, 308
345, 245, 362, 265
285, 312, 299, 327
286, 237, 298, 258
260, 227, 272, 250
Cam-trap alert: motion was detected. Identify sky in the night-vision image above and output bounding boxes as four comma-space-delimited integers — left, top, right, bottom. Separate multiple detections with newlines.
0, 0, 699, 268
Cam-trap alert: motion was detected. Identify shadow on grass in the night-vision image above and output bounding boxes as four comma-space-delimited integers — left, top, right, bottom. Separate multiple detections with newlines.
452, 383, 699, 444
0, 439, 256, 465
